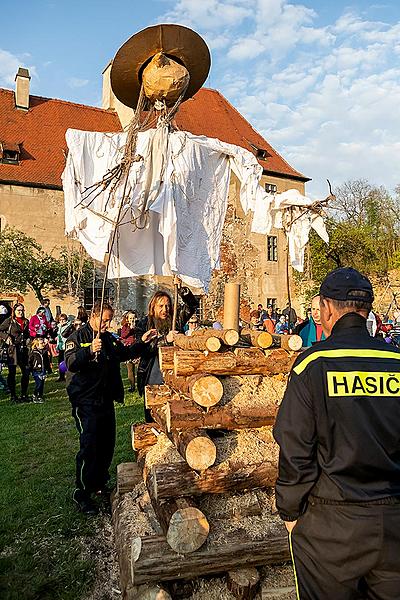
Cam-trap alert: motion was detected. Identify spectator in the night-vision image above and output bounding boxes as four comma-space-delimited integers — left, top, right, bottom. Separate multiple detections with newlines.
29, 307, 50, 338
185, 314, 200, 336
120, 311, 138, 392
0, 303, 30, 403
56, 313, 72, 381
275, 315, 289, 334
41, 298, 54, 323
249, 310, 262, 330
257, 304, 267, 321
296, 295, 326, 347
282, 302, 297, 330
77, 306, 89, 324
136, 277, 198, 421
29, 336, 52, 403
262, 306, 276, 334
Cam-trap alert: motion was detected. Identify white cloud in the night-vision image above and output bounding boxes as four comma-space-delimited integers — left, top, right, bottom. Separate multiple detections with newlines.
160, 0, 252, 30
0, 48, 37, 87
161, 0, 400, 196
68, 77, 89, 88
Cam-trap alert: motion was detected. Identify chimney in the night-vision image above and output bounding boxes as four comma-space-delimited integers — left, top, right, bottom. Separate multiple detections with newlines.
102, 61, 114, 110
15, 67, 30, 110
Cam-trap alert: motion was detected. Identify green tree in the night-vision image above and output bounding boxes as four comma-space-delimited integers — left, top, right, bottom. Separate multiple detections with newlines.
0, 227, 92, 303
296, 179, 400, 295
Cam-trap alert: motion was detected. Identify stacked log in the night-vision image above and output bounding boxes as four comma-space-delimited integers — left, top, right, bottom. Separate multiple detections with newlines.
113, 320, 301, 598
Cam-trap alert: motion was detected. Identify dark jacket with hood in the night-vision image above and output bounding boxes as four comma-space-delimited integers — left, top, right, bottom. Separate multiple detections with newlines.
136, 287, 198, 396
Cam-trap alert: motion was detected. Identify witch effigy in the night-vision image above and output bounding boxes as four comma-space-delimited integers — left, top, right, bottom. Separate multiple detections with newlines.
63, 23, 331, 307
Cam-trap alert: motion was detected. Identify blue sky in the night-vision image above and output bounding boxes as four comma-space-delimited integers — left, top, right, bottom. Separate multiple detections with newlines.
1, 0, 400, 198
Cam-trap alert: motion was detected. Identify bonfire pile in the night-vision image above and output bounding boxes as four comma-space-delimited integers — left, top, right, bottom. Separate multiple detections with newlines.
113, 326, 302, 600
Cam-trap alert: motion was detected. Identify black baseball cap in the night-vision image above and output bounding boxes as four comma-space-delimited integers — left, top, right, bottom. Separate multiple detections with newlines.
320, 267, 374, 302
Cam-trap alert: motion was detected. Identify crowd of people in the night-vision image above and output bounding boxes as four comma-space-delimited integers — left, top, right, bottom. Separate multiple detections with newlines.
0, 299, 89, 403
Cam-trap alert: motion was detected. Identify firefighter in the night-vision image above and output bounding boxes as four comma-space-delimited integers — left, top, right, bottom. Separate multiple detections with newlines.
65, 301, 156, 515
274, 267, 400, 599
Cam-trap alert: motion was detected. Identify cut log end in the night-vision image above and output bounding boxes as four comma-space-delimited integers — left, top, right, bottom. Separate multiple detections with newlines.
186, 436, 217, 471
166, 507, 210, 554
191, 375, 224, 408
224, 329, 240, 346
227, 567, 260, 599
256, 331, 273, 349
205, 336, 222, 352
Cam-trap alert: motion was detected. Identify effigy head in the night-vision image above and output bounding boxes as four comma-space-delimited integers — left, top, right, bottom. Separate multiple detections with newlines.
110, 24, 211, 109
141, 52, 190, 106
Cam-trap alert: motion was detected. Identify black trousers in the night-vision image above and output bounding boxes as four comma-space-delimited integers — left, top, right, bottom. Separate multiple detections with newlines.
72, 403, 116, 495
7, 363, 29, 397
290, 499, 400, 599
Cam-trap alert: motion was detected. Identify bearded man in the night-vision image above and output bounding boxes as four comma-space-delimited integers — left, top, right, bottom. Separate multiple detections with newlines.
136, 277, 198, 421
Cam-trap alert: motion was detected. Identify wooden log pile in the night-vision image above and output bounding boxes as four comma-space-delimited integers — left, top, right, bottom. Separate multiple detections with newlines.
113, 325, 302, 599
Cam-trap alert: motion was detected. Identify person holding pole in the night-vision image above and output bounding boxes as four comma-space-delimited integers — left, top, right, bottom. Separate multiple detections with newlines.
274, 267, 400, 598
65, 300, 157, 515
136, 276, 198, 421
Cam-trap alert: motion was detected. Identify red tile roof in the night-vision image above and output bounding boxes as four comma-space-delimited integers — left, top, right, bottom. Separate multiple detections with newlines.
0, 88, 121, 189
0, 86, 308, 189
175, 88, 309, 181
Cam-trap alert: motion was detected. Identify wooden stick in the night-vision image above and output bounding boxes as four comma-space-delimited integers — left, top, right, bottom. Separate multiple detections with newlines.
223, 283, 241, 331
130, 533, 290, 585
163, 371, 223, 408
147, 460, 278, 500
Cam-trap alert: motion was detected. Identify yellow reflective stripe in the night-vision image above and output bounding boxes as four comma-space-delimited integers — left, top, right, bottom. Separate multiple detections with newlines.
294, 349, 400, 375
80, 342, 91, 347
289, 530, 301, 600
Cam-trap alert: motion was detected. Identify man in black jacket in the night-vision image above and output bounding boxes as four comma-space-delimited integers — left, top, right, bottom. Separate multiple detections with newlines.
274, 267, 400, 599
136, 277, 198, 421
65, 301, 155, 514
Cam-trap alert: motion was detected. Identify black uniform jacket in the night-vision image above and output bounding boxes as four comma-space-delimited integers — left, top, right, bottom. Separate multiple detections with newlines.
273, 312, 400, 521
65, 323, 146, 406
135, 286, 198, 396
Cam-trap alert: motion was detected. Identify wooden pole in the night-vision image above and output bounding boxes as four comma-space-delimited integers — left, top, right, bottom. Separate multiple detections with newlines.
223, 283, 241, 331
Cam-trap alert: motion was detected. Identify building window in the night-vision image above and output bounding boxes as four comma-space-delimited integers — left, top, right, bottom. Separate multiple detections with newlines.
83, 285, 114, 311
267, 236, 278, 261
0, 142, 20, 164
267, 298, 277, 311
265, 183, 277, 194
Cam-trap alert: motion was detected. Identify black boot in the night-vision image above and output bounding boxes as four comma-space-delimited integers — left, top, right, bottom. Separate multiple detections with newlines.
73, 489, 98, 515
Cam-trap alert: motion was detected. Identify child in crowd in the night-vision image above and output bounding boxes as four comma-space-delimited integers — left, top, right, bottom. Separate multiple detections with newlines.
29, 336, 52, 403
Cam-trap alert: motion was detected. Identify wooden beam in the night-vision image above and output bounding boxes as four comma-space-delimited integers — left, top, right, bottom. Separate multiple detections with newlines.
147, 460, 278, 500
130, 533, 290, 585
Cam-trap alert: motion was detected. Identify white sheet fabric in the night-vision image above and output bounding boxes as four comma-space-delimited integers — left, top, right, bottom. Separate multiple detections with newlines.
251, 188, 329, 272
62, 127, 267, 291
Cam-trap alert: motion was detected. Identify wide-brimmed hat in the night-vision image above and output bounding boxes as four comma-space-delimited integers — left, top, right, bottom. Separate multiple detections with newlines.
110, 24, 211, 109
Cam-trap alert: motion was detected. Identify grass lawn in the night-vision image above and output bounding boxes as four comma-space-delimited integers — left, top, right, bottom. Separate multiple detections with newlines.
0, 366, 143, 600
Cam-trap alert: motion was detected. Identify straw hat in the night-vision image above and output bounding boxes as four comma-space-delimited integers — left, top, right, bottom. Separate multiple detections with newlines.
110, 24, 211, 109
